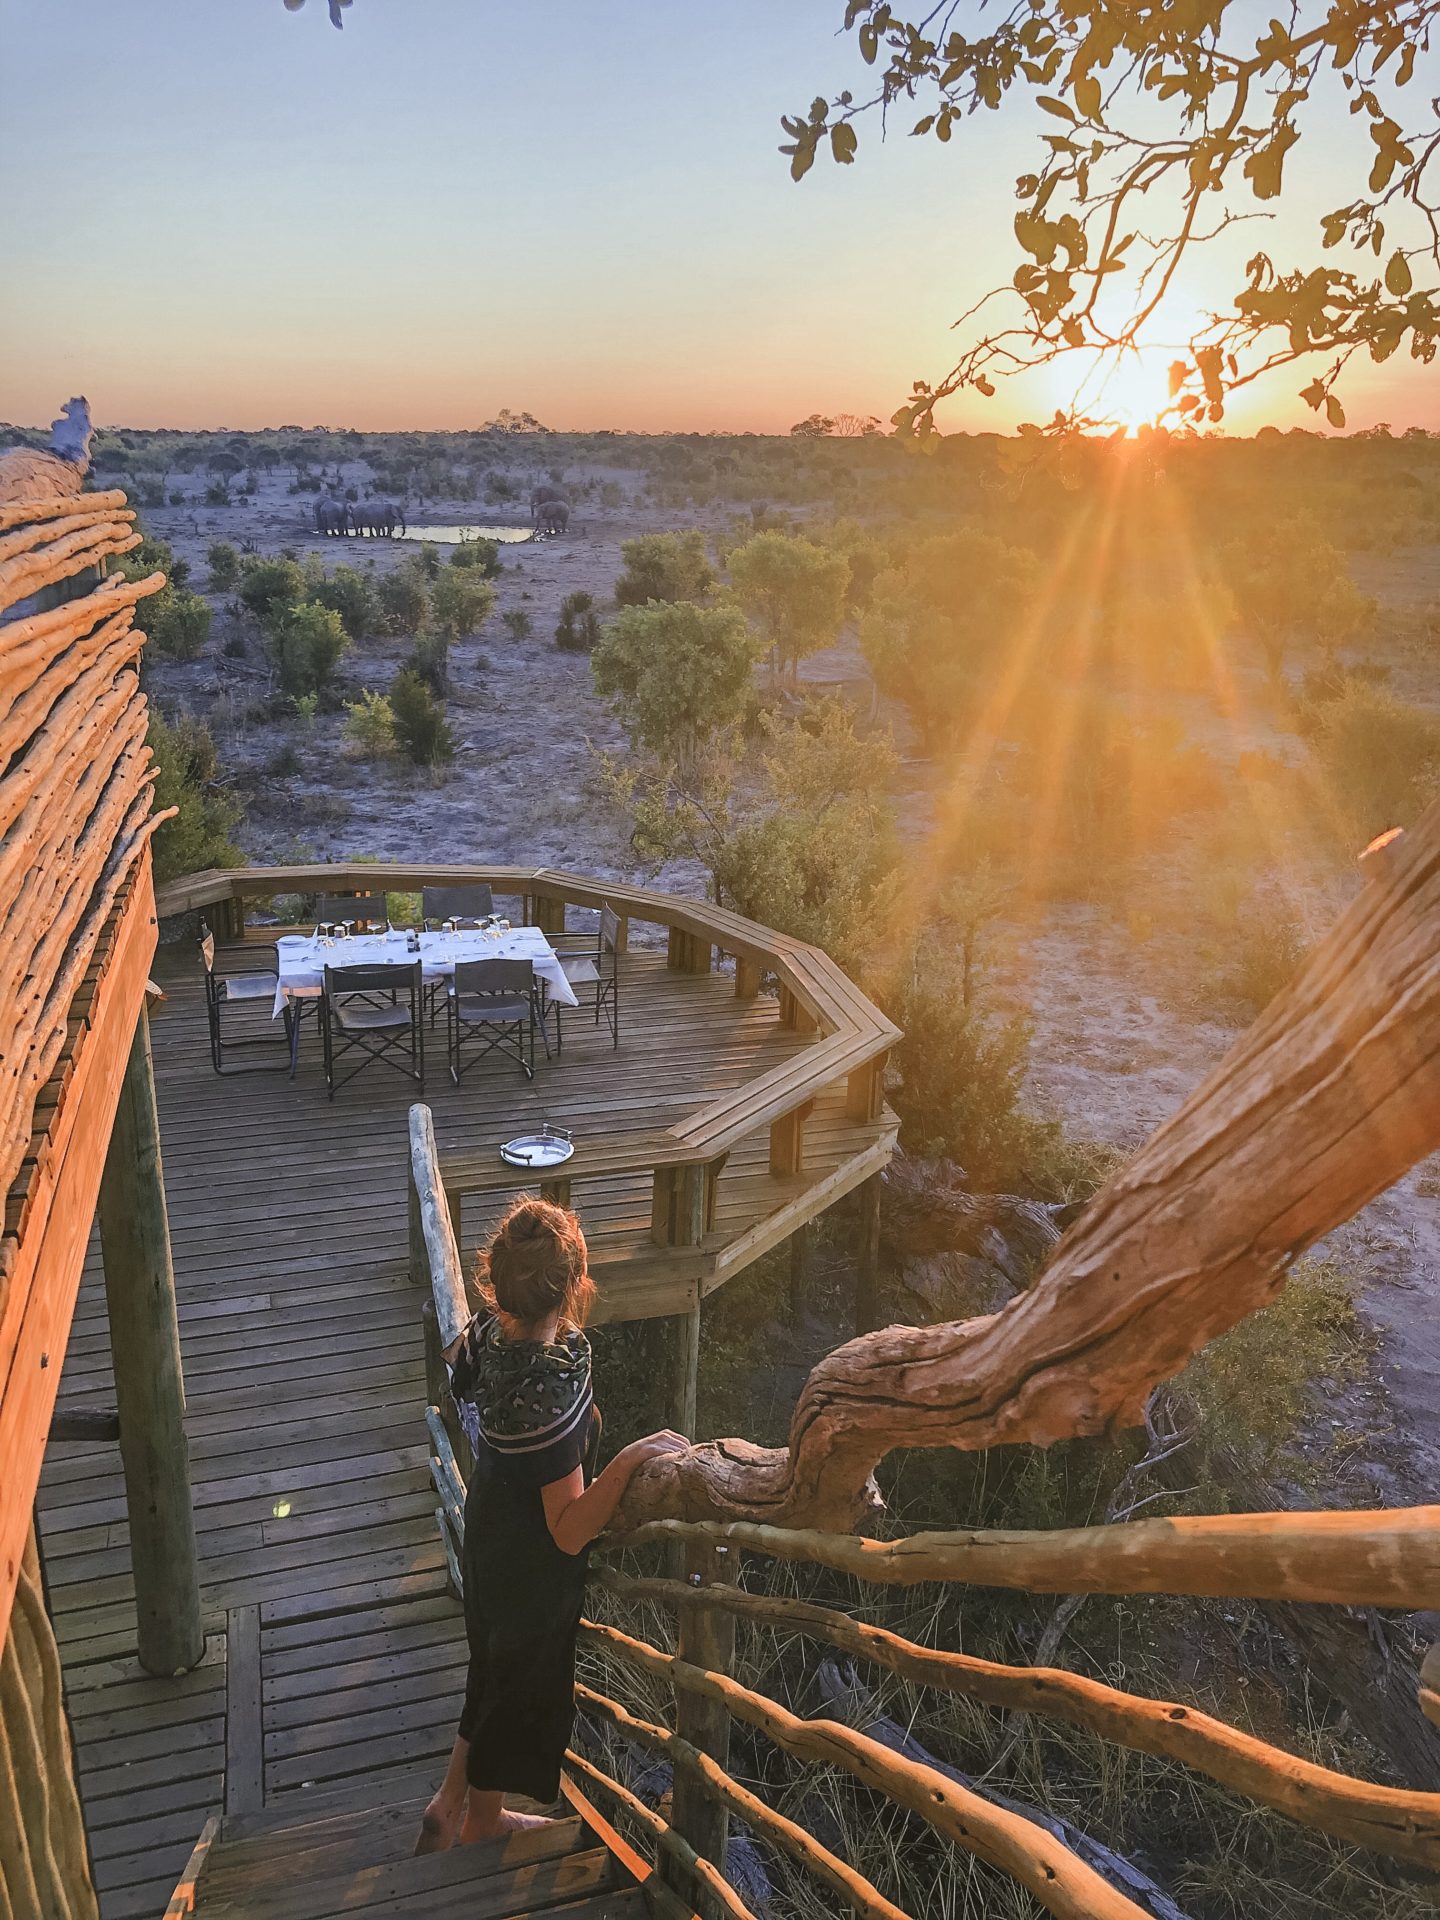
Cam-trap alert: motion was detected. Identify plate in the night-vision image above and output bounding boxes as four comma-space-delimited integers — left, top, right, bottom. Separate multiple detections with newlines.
500, 1128, 575, 1168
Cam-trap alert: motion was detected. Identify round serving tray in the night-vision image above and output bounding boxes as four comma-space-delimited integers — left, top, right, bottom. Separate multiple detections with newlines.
499, 1128, 575, 1169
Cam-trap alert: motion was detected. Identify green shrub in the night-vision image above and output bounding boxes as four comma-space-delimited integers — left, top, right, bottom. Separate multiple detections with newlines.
502, 609, 533, 642
376, 564, 429, 637
343, 689, 397, 758
430, 566, 496, 641
1312, 678, 1440, 840
119, 533, 189, 592
888, 955, 1042, 1187
312, 564, 377, 640
146, 587, 211, 662
390, 668, 455, 767
206, 541, 240, 591
1221, 898, 1309, 1013
238, 556, 305, 625
409, 632, 451, 696
556, 591, 601, 653
269, 600, 349, 698
613, 529, 714, 607
147, 709, 244, 883
592, 599, 755, 768
450, 536, 501, 577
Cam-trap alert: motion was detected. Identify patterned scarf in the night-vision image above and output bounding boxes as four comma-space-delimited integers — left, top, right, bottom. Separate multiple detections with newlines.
461, 1314, 593, 1459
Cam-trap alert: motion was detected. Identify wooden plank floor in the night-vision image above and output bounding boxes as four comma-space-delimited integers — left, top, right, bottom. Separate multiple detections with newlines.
35, 937, 878, 1918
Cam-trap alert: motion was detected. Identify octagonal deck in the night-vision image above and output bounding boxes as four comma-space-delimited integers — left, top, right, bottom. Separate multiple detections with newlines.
35, 931, 893, 1919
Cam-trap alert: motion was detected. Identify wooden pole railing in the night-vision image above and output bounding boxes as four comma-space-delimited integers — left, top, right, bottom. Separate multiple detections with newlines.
592, 1565, 1440, 1868
612, 1509, 1440, 1609
582, 1618, 1153, 1920
577, 1681, 912, 1920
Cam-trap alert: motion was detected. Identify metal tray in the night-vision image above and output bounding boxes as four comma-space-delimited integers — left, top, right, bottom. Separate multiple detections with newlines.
499, 1127, 575, 1169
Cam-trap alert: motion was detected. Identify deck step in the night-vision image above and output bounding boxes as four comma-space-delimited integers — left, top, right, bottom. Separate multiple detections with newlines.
186, 1787, 638, 1920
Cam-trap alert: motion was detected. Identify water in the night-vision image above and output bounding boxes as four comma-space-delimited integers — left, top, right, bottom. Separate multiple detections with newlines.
398, 522, 533, 545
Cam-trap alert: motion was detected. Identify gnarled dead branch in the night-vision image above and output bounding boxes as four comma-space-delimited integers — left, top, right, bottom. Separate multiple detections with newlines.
617, 800, 1440, 1530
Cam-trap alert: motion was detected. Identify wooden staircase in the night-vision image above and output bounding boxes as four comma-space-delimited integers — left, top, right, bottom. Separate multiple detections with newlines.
167, 1788, 645, 1920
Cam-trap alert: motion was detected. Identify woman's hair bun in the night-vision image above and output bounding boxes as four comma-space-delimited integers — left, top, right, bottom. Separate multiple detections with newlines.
478, 1196, 595, 1331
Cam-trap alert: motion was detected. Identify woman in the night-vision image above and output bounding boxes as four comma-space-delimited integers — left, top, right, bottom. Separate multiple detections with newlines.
416, 1197, 687, 1851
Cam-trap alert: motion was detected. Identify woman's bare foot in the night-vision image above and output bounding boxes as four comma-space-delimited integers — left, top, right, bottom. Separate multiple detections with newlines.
413, 1792, 464, 1854
460, 1804, 559, 1845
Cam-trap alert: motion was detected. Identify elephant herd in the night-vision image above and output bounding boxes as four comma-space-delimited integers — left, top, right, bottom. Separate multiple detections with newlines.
314, 498, 406, 537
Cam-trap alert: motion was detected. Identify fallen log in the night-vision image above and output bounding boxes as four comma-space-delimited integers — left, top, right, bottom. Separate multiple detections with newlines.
616, 804, 1440, 1530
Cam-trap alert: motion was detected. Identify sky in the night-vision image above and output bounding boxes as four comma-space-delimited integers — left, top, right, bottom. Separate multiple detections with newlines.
1, 1, 1436, 437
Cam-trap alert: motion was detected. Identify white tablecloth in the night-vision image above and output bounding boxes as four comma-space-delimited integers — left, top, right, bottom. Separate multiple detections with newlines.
270, 926, 578, 1018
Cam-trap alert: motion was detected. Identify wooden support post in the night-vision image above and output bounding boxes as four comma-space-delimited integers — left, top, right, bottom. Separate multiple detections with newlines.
668, 927, 713, 975
216, 893, 245, 944
540, 1174, 573, 1209
532, 893, 567, 936
97, 1009, 204, 1676
663, 1538, 740, 1898
734, 956, 762, 1000
854, 1170, 882, 1339
769, 1100, 813, 1177
224, 1606, 263, 1815
788, 1224, 809, 1320
668, 1305, 701, 1441
847, 1050, 888, 1123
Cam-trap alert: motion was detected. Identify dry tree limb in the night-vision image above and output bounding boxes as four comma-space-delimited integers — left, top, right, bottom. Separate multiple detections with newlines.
582, 1620, 1154, 1920
591, 1568, 1440, 1867
0, 574, 163, 692
0, 504, 134, 572
0, 526, 141, 617
0, 490, 128, 535
617, 802, 1440, 1531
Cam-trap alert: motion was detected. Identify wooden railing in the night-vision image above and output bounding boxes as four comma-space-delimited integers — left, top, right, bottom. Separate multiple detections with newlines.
407, 1101, 1440, 1917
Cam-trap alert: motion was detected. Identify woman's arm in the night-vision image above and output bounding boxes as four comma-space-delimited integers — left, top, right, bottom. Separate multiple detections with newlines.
541, 1430, 688, 1555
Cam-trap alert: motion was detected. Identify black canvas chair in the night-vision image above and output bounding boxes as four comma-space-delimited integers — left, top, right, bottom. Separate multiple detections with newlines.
321, 960, 423, 1099
314, 891, 388, 933
422, 882, 494, 927
199, 925, 292, 1074
546, 904, 620, 1052
421, 883, 495, 1025
446, 958, 537, 1084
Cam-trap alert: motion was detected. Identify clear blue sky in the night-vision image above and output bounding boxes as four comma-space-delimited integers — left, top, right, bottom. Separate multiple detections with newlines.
1, 1, 1432, 434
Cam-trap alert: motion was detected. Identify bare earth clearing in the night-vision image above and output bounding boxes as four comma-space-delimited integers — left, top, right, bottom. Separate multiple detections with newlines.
143, 460, 1440, 1501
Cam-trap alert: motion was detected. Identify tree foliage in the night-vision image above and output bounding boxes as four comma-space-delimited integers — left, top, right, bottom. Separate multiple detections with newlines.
727, 530, 850, 682
783, 4, 1440, 427
861, 528, 1039, 745
390, 667, 455, 766
1223, 520, 1374, 680
593, 600, 757, 772
613, 529, 715, 607
238, 556, 306, 625
430, 566, 496, 641
147, 709, 243, 883
269, 600, 350, 698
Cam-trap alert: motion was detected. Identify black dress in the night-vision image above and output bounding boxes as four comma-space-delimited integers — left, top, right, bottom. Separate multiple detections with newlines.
448, 1313, 600, 1802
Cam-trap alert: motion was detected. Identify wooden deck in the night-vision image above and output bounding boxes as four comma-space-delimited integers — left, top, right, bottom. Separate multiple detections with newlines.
36, 933, 890, 1919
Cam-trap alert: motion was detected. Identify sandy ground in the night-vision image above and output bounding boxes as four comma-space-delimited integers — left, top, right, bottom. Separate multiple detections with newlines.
144, 461, 1440, 1496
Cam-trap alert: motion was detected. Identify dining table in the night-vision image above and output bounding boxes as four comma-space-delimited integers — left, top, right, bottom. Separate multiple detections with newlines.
271, 924, 579, 1073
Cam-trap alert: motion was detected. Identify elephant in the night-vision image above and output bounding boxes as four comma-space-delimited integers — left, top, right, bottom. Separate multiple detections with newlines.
530, 483, 568, 525
352, 502, 404, 536
314, 496, 347, 535
534, 499, 570, 536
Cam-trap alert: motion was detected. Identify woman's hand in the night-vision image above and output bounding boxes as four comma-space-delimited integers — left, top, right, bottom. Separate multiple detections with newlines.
618, 1429, 690, 1473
